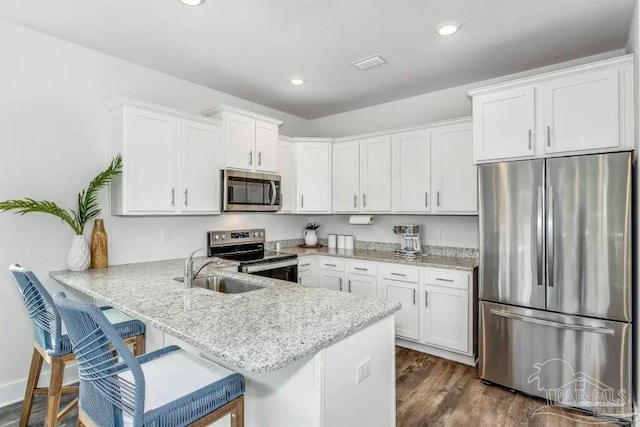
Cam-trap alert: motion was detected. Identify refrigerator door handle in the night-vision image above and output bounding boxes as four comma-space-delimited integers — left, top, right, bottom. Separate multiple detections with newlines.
547, 185, 554, 288
536, 186, 544, 287
489, 309, 614, 335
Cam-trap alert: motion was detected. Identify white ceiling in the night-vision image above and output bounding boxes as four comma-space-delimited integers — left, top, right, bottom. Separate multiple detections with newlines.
0, 0, 635, 119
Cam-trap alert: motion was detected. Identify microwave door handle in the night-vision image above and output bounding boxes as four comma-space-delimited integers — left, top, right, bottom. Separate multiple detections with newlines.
270, 181, 277, 205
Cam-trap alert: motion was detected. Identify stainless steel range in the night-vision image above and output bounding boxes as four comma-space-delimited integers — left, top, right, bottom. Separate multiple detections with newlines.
207, 229, 297, 282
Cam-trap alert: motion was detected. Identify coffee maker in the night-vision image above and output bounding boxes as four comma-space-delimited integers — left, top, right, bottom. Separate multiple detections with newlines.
393, 225, 422, 257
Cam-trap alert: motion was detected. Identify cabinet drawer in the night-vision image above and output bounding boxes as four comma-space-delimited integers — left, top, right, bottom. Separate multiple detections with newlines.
421, 269, 469, 290
347, 260, 377, 277
319, 257, 346, 272
379, 264, 419, 283
298, 258, 313, 271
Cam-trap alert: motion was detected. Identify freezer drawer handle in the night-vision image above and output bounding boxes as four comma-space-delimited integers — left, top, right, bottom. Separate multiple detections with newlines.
490, 309, 614, 335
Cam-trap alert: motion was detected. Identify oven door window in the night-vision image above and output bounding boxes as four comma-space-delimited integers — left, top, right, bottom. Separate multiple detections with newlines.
249, 265, 297, 282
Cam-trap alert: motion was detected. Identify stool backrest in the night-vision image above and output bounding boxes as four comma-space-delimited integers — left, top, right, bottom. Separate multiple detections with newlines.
9, 264, 63, 354
54, 292, 145, 427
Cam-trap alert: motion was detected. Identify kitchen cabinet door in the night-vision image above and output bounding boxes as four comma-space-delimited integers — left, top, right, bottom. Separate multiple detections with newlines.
332, 141, 360, 212
473, 87, 535, 162
392, 130, 431, 212
178, 119, 221, 214
124, 107, 179, 213
348, 274, 377, 298
420, 284, 469, 353
297, 143, 331, 213
278, 139, 296, 212
381, 279, 419, 340
224, 112, 255, 170
318, 270, 346, 292
431, 121, 477, 213
255, 121, 279, 173
360, 136, 392, 212
298, 269, 314, 287
542, 68, 620, 155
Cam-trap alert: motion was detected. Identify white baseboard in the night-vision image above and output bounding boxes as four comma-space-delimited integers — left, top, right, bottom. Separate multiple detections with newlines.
396, 338, 477, 366
0, 363, 78, 409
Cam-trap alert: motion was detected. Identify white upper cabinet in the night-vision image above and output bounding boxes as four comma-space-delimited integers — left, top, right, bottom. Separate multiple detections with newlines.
392, 130, 431, 213
203, 105, 282, 173
431, 122, 477, 213
472, 87, 535, 163
296, 142, 331, 213
360, 136, 392, 212
179, 120, 221, 213
332, 141, 361, 212
278, 138, 296, 213
109, 98, 221, 216
542, 68, 620, 155
469, 55, 633, 163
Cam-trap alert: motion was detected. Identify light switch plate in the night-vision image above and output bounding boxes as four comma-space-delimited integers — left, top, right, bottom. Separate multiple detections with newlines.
434, 227, 442, 239
356, 357, 372, 384
160, 229, 171, 242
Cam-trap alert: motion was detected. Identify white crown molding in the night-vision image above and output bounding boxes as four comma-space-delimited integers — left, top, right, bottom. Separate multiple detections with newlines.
202, 104, 284, 126
467, 54, 634, 97
106, 97, 221, 125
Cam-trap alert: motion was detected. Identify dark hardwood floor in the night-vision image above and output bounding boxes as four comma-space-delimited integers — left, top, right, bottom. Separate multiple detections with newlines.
0, 348, 626, 426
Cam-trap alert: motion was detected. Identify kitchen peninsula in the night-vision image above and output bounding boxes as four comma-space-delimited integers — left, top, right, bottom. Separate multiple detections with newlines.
51, 258, 400, 427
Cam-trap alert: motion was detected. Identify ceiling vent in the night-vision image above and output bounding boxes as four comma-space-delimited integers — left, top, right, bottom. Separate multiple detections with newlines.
352, 55, 387, 71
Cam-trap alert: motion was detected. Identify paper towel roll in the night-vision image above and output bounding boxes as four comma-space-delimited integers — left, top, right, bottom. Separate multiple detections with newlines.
348, 215, 374, 225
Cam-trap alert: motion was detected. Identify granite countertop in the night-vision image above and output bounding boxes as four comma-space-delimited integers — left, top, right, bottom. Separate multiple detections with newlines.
281, 247, 478, 271
50, 258, 400, 374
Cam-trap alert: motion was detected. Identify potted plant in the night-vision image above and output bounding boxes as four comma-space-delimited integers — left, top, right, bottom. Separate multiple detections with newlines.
303, 222, 320, 246
0, 155, 123, 271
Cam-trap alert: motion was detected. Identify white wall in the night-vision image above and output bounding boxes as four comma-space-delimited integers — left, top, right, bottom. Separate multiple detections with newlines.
310, 215, 479, 249
0, 19, 311, 406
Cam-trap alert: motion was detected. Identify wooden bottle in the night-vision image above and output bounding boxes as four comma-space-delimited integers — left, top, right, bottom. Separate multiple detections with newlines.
90, 219, 108, 269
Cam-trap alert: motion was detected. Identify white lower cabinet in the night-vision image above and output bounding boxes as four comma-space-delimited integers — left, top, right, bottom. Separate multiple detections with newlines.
380, 278, 419, 341
318, 270, 346, 292
347, 274, 377, 298
419, 284, 469, 353
297, 258, 314, 286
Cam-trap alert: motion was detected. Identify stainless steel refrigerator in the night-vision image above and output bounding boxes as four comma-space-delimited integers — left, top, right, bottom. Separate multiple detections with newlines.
478, 152, 633, 418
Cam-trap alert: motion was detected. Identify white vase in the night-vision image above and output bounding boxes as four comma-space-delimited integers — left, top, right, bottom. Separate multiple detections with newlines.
68, 235, 90, 271
303, 229, 318, 246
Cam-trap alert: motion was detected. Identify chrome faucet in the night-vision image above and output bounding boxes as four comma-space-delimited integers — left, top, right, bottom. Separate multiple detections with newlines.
184, 248, 223, 289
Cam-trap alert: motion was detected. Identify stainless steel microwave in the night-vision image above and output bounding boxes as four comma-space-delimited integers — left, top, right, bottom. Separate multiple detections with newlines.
222, 170, 281, 212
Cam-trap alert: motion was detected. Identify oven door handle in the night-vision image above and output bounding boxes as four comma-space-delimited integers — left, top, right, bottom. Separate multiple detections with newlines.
241, 259, 298, 273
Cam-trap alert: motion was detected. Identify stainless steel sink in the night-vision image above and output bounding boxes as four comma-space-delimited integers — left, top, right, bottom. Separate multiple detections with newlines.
175, 275, 265, 294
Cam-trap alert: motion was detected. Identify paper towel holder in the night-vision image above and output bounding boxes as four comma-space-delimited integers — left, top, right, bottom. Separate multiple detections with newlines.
349, 215, 374, 225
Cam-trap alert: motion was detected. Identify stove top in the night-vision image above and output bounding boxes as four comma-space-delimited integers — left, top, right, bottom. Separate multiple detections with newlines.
206, 229, 296, 265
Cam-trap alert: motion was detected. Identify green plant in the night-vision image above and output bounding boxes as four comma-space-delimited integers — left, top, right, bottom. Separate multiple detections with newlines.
0, 154, 123, 235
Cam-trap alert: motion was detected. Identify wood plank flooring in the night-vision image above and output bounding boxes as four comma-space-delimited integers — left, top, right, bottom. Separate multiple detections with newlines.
0, 347, 628, 426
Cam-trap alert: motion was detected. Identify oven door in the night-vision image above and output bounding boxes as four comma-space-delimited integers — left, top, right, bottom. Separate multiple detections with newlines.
241, 259, 298, 283
223, 170, 281, 212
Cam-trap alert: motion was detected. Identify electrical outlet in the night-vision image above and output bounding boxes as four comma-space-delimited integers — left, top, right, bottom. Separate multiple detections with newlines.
434, 227, 442, 239
160, 229, 171, 242
356, 357, 372, 384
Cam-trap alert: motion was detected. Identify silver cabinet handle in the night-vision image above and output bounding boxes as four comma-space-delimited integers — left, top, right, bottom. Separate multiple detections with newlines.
298, 277, 301, 284
354, 267, 368, 271
425, 192, 429, 208
300, 263, 311, 267
547, 186, 554, 288
490, 309, 614, 335
437, 191, 440, 207
413, 289, 416, 305
362, 194, 367, 207
301, 194, 304, 208
435, 278, 454, 283
170, 188, 175, 206
339, 277, 343, 291
546, 126, 551, 147
528, 129, 532, 150
184, 189, 188, 206
536, 186, 544, 287
249, 151, 253, 165
258, 151, 262, 166
348, 279, 352, 293
354, 194, 357, 208
391, 272, 406, 277
324, 263, 337, 267
425, 291, 428, 308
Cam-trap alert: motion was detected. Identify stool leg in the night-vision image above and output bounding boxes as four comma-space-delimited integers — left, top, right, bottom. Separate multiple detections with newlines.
235, 395, 244, 427
45, 356, 65, 427
19, 347, 44, 427
133, 334, 145, 356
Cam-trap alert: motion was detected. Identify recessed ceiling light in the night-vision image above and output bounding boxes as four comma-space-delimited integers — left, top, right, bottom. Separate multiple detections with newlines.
437, 21, 461, 36
179, 0, 205, 6
290, 77, 305, 86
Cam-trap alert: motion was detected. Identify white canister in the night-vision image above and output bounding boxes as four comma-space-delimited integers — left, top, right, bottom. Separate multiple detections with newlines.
328, 234, 337, 248
337, 235, 346, 249
275, 241, 282, 252
345, 235, 355, 250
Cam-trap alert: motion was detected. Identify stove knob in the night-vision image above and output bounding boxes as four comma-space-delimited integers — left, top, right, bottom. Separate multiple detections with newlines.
259, 232, 264, 237
214, 235, 220, 240
221, 234, 226, 240
253, 232, 259, 237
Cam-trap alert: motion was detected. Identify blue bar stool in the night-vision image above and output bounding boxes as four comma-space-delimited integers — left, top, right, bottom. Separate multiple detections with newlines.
9, 264, 146, 427
53, 292, 245, 427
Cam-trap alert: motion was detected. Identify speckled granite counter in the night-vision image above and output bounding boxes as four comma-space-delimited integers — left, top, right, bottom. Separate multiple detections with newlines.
50, 258, 400, 374
280, 247, 478, 271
